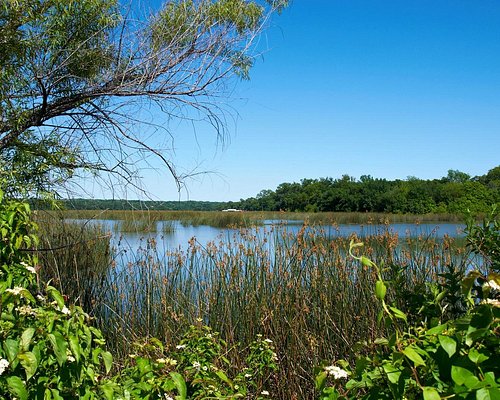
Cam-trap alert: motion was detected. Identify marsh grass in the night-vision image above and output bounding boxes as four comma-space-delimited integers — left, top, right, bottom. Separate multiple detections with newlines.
32, 213, 473, 399
49, 209, 463, 228
33, 211, 112, 313
81, 223, 473, 400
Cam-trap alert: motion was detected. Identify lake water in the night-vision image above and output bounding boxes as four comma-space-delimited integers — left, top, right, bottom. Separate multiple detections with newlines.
79, 219, 466, 253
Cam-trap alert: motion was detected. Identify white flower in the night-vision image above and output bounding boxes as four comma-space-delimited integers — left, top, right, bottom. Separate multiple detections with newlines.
67, 355, 76, 363
6, 286, 24, 296
484, 298, 500, 307
261, 390, 270, 396
60, 306, 70, 315
0, 358, 9, 375
16, 305, 36, 316
192, 361, 201, 369
244, 373, 252, 378
264, 338, 273, 343
325, 365, 349, 380
176, 344, 186, 350
21, 262, 36, 274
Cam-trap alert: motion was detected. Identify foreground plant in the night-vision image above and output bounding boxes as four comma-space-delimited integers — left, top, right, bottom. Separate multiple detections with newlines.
0, 189, 114, 399
1, 191, 280, 399
316, 230, 500, 400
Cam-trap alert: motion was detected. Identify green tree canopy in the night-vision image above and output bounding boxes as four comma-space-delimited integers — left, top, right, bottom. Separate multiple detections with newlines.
0, 0, 287, 197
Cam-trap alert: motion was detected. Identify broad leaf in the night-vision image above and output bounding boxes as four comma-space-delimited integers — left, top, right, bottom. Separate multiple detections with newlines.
438, 335, 456, 358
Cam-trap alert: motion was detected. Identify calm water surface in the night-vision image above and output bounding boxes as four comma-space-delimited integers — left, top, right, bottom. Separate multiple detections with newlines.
78, 219, 466, 253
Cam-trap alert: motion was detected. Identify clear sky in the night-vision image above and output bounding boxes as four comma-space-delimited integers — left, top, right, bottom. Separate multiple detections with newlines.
84, 0, 500, 202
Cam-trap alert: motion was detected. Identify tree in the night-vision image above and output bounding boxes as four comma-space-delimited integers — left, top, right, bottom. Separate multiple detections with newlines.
0, 0, 287, 197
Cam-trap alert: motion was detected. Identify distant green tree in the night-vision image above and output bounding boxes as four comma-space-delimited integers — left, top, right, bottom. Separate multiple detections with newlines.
0, 0, 288, 197
445, 169, 471, 183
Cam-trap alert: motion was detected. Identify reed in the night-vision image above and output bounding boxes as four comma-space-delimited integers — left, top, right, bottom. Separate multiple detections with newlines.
48, 209, 463, 229
33, 211, 112, 313
80, 223, 473, 400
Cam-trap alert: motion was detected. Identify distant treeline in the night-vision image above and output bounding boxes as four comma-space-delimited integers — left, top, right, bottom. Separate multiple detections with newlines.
39, 199, 229, 211
233, 166, 500, 214
39, 166, 500, 215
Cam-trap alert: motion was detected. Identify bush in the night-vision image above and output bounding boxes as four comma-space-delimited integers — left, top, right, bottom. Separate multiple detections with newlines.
316, 223, 500, 400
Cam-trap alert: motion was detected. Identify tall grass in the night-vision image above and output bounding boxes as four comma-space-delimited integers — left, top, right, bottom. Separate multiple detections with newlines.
33, 211, 112, 313
48, 209, 463, 228
84, 223, 473, 400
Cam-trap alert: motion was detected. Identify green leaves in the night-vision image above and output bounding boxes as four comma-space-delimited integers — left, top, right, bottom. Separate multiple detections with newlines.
375, 280, 386, 300
7, 376, 28, 400
422, 386, 441, 400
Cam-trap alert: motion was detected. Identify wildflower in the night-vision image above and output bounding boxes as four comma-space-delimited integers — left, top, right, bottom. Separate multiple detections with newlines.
16, 305, 36, 316
0, 358, 9, 375
192, 361, 201, 369
325, 365, 349, 380
6, 287, 24, 296
484, 298, 500, 307
202, 365, 208, 371
244, 373, 252, 378
488, 279, 500, 291
60, 306, 70, 315
261, 390, 270, 396
157, 358, 167, 364
264, 338, 273, 343
176, 344, 186, 350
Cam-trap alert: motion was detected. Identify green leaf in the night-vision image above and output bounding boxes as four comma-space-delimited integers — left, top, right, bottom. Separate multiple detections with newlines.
382, 363, 401, 384
315, 371, 327, 391
375, 280, 386, 300
48, 332, 67, 366
215, 370, 233, 387
389, 306, 407, 322
476, 387, 491, 400
438, 335, 457, 358
47, 285, 65, 308
170, 371, 187, 400
403, 346, 426, 367
18, 351, 38, 380
102, 351, 113, 374
426, 323, 447, 335
3, 338, 19, 363
451, 365, 480, 388
422, 386, 441, 400
20, 327, 35, 351
68, 335, 81, 364
468, 348, 489, 364
7, 376, 28, 400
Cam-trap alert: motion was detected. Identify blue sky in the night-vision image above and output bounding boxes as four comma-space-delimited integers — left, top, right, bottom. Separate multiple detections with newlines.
93, 1, 500, 201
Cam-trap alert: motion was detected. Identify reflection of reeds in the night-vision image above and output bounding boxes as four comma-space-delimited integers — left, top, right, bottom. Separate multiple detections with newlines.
81, 223, 472, 400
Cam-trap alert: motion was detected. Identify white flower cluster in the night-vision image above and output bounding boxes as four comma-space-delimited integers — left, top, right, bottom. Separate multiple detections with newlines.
21, 262, 36, 274
16, 305, 36, 316
6, 286, 24, 296
325, 365, 349, 380
0, 358, 9, 375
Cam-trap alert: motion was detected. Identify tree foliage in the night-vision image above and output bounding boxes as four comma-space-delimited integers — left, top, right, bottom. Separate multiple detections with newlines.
238, 167, 500, 215
0, 0, 287, 197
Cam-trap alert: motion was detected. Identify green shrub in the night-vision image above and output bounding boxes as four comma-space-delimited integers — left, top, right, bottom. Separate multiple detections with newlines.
316, 233, 500, 400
